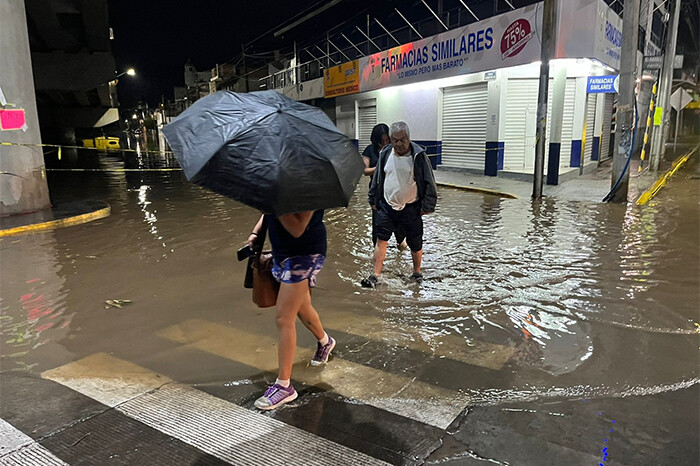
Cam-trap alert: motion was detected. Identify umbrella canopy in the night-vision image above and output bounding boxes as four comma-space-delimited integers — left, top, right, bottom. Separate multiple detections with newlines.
162, 90, 364, 216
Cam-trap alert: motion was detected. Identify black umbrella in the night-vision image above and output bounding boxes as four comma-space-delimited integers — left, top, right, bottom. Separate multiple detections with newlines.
162, 90, 364, 216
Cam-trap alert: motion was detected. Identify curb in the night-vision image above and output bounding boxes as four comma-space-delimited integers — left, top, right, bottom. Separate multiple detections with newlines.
436, 182, 519, 199
0, 205, 111, 237
636, 145, 698, 206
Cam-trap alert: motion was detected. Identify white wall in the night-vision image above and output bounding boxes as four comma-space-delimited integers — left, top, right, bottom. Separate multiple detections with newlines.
336, 70, 494, 142
333, 58, 607, 176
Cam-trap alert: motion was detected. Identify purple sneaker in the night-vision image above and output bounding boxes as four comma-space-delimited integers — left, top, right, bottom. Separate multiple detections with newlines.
311, 336, 336, 366
254, 383, 297, 410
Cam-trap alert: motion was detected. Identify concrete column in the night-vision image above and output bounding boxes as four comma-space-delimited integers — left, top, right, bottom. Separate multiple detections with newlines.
546, 66, 567, 185
592, 93, 606, 161
0, 0, 50, 216
570, 76, 589, 170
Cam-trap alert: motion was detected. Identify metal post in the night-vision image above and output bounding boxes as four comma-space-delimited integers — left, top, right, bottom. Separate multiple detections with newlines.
241, 44, 249, 92
367, 14, 371, 55
651, 0, 681, 170
374, 19, 401, 46
638, 81, 658, 172
610, 0, 640, 202
341, 32, 364, 55
533, 0, 557, 199
674, 107, 681, 151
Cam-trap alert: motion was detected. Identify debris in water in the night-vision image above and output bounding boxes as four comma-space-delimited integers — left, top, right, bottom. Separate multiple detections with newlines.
105, 299, 133, 309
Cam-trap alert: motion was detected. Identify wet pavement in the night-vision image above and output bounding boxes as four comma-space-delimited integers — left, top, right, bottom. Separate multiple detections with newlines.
1, 146, 698, 465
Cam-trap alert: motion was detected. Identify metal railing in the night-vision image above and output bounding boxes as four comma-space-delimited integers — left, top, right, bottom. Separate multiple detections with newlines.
259, 2, 515, 91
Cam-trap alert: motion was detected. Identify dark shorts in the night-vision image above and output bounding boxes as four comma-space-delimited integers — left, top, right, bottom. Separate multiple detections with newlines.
374, 200, 423, 251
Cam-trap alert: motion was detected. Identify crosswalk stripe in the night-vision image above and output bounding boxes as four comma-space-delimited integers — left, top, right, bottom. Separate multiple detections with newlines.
157, 319, 470, 429
319, 308, 517, 370
41, 353, 389, 466
0, 419, 68, 466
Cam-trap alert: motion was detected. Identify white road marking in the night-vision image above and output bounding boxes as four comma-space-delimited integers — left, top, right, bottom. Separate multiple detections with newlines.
0, 419, 68, 466
42, 353, 389, 466
158, 319, 471, 428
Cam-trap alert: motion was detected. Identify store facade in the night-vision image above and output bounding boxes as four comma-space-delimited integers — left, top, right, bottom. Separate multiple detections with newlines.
326, 0, 624, 183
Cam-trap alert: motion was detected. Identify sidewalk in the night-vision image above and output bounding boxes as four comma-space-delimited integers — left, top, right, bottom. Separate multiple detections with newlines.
0, 200, 110, 237
435, 140, 699, 203
434, 163, 614, 202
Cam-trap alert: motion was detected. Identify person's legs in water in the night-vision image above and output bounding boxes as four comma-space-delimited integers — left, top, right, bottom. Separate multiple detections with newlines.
399, 203, 424, 282
254, 281, 306, 410
297, 288, 335, 365
362, 203, 395, 287
371, 208, 378, 247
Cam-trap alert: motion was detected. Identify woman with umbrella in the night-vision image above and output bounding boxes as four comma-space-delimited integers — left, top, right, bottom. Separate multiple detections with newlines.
247, 211, 335, 410
162, 90, 365, 409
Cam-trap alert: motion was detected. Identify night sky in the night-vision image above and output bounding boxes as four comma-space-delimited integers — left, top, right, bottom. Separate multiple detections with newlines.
108, 0, 699, 108
107, 0, 323, 107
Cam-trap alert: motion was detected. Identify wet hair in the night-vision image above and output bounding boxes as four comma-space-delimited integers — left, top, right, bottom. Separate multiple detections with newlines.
370, 123, 390, 151
389, 121, 410, 139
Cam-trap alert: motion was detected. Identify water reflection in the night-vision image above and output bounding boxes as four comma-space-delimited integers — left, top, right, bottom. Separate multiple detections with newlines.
0, 233, 73, 371
1, 155, 697, 404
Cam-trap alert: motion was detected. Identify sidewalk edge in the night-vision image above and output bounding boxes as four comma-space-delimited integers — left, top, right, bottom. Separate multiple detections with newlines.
437, 182, 519, 199
0, 205, 111, 237
636, 145, 699, 206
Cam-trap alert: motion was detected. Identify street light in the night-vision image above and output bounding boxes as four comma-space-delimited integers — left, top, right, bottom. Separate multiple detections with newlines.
115, 68, 136, 79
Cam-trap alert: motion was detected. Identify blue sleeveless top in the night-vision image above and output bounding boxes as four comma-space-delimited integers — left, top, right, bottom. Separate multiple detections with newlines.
266, 210, 327, 263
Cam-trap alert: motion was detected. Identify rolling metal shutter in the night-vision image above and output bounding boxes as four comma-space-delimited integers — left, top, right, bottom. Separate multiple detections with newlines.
504, 78, 576, 172
582, 93, 597, 164
558, 79, 576, 170
357, 100, 377, 152
599, 93, 614, 162
441, 83, 488, 170
504, 79, 539, 171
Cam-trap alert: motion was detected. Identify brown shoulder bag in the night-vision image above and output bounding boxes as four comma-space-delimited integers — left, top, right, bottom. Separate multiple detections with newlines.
249, 217, 279, 308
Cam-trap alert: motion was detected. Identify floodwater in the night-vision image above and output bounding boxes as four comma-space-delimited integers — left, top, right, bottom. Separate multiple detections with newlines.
1, 152, 698, 423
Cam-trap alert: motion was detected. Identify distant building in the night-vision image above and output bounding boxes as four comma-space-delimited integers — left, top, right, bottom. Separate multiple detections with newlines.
24, 0, 120, 163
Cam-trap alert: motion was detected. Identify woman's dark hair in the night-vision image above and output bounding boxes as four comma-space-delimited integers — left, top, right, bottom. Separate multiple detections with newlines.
370, 123, 390, 151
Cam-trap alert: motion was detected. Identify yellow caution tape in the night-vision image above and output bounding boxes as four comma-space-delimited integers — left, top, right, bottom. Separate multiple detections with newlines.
636, 146, 698, 206
46, 168, 182, 172
0, 141, 175, 156
0, 206, 111, 237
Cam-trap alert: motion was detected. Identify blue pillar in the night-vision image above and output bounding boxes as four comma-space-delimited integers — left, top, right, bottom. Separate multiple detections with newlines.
547, 143, 561, 185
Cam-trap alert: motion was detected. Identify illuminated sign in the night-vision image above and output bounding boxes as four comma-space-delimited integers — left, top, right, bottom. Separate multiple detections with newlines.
587, 75, 618, 93
359, 4, 542, 92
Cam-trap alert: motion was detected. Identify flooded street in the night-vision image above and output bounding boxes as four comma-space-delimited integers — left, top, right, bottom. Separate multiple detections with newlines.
2, 153, 698, 464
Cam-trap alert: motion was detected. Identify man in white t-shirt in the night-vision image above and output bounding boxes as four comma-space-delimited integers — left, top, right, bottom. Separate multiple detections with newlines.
362, 121, 437, 288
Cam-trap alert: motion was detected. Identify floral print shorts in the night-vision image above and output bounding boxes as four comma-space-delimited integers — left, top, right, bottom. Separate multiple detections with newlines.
272, 254, 325, 288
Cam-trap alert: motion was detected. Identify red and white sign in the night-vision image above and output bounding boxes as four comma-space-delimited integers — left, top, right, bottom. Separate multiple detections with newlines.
358, 4, 543, 92
0, 109, 26, 131
501, 19, 533, 59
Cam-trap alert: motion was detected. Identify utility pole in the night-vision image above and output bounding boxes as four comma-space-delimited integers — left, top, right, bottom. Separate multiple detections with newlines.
532, 0, 557, 199
650, 0, 681, 170
241, 44, 249, 93
609, 0, 640, 202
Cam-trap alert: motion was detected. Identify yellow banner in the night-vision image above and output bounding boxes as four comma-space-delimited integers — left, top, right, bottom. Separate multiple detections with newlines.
324, 60, 360, 98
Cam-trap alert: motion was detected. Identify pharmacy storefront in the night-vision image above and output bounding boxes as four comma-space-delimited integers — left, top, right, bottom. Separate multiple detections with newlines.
329, 0, 623, 183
